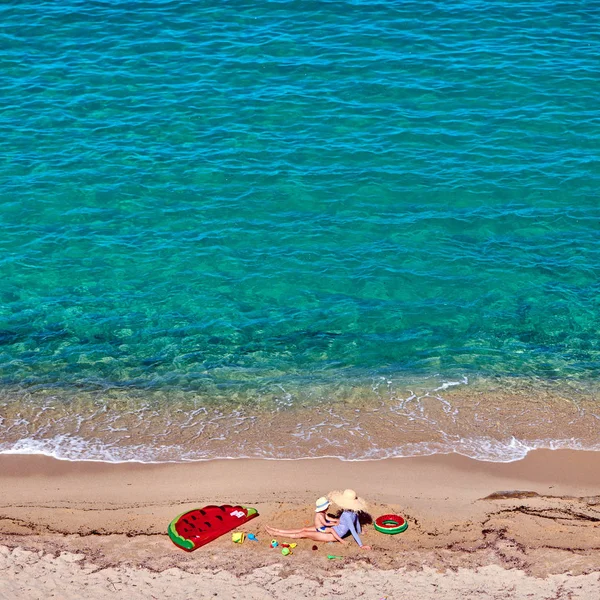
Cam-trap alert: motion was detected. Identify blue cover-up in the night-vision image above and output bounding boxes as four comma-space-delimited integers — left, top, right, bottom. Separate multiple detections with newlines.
332, 511, 363, 546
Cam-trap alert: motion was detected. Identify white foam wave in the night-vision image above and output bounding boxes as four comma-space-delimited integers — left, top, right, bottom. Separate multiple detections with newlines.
2, 375, 599, 464
0, 436, 192, 464
1, 434, 598, 464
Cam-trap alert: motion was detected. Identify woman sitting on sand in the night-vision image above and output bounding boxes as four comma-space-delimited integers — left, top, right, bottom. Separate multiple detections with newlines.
265, 489, 372, 550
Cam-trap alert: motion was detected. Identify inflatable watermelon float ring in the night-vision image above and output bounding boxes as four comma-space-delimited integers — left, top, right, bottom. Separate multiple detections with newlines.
374, 514, 408, 535
168, 504, 259, 551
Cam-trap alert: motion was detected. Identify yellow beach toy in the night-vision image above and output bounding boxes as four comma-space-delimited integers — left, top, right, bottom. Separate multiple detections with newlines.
231, 532, 245, 544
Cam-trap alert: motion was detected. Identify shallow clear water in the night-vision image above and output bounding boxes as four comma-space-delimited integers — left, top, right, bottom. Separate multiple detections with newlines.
1, 0, 599, 461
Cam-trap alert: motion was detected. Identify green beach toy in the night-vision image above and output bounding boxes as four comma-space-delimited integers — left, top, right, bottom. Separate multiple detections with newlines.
374, 514, 408, 535
327, 554, 343, 560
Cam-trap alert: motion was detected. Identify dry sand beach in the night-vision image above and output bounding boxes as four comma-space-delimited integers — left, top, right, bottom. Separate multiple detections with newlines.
0, 449, 599, 599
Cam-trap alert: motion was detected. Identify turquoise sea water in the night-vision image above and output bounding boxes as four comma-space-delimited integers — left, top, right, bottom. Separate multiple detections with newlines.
1, 1, 599, 461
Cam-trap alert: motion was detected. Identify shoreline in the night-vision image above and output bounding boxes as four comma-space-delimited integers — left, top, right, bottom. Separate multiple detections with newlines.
1, 450, 599, 597
2, 441, 600, 465
2, 376, 599, 463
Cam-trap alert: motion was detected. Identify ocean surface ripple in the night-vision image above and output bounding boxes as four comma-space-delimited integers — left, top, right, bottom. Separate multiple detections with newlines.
0, 0, 599, 461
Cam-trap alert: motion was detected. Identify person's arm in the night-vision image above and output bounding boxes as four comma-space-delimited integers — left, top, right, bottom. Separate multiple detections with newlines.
347, 513, 370, 549
353, 515, 370, 549
316, 513, 337, 530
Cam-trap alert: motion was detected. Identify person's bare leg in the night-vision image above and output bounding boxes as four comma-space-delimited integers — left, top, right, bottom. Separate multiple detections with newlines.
301, 526, 318, 534
264, 525, 313, 535
265, 526, 336, 542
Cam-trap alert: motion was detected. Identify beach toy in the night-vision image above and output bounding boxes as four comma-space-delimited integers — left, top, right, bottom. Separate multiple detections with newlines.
280, 543, 290, 548
289, 543, 297, 549
270, 539, 279, 548
231, 532, 245, 544
327, 554, 343, 560
281, 547, 292, 556
374, 514, 408, 535
247, 533, 258, 541
168, 505, 259, 552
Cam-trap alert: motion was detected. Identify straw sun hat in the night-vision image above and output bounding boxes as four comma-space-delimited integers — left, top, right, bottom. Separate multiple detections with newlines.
328, 489, 367, 512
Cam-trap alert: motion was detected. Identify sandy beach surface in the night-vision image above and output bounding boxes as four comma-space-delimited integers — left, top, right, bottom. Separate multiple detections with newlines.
0, 450, 599, 599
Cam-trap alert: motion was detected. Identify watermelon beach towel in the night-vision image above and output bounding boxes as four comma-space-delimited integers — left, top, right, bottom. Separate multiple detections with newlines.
168, 505, 259, 551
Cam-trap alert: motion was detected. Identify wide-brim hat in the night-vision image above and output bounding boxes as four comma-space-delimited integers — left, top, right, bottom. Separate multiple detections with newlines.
328, 489, 367, 512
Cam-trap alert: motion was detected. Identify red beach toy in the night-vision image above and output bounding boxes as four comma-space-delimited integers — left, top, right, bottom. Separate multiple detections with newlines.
374, 514, 408, 535
168, 505, 259, 551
